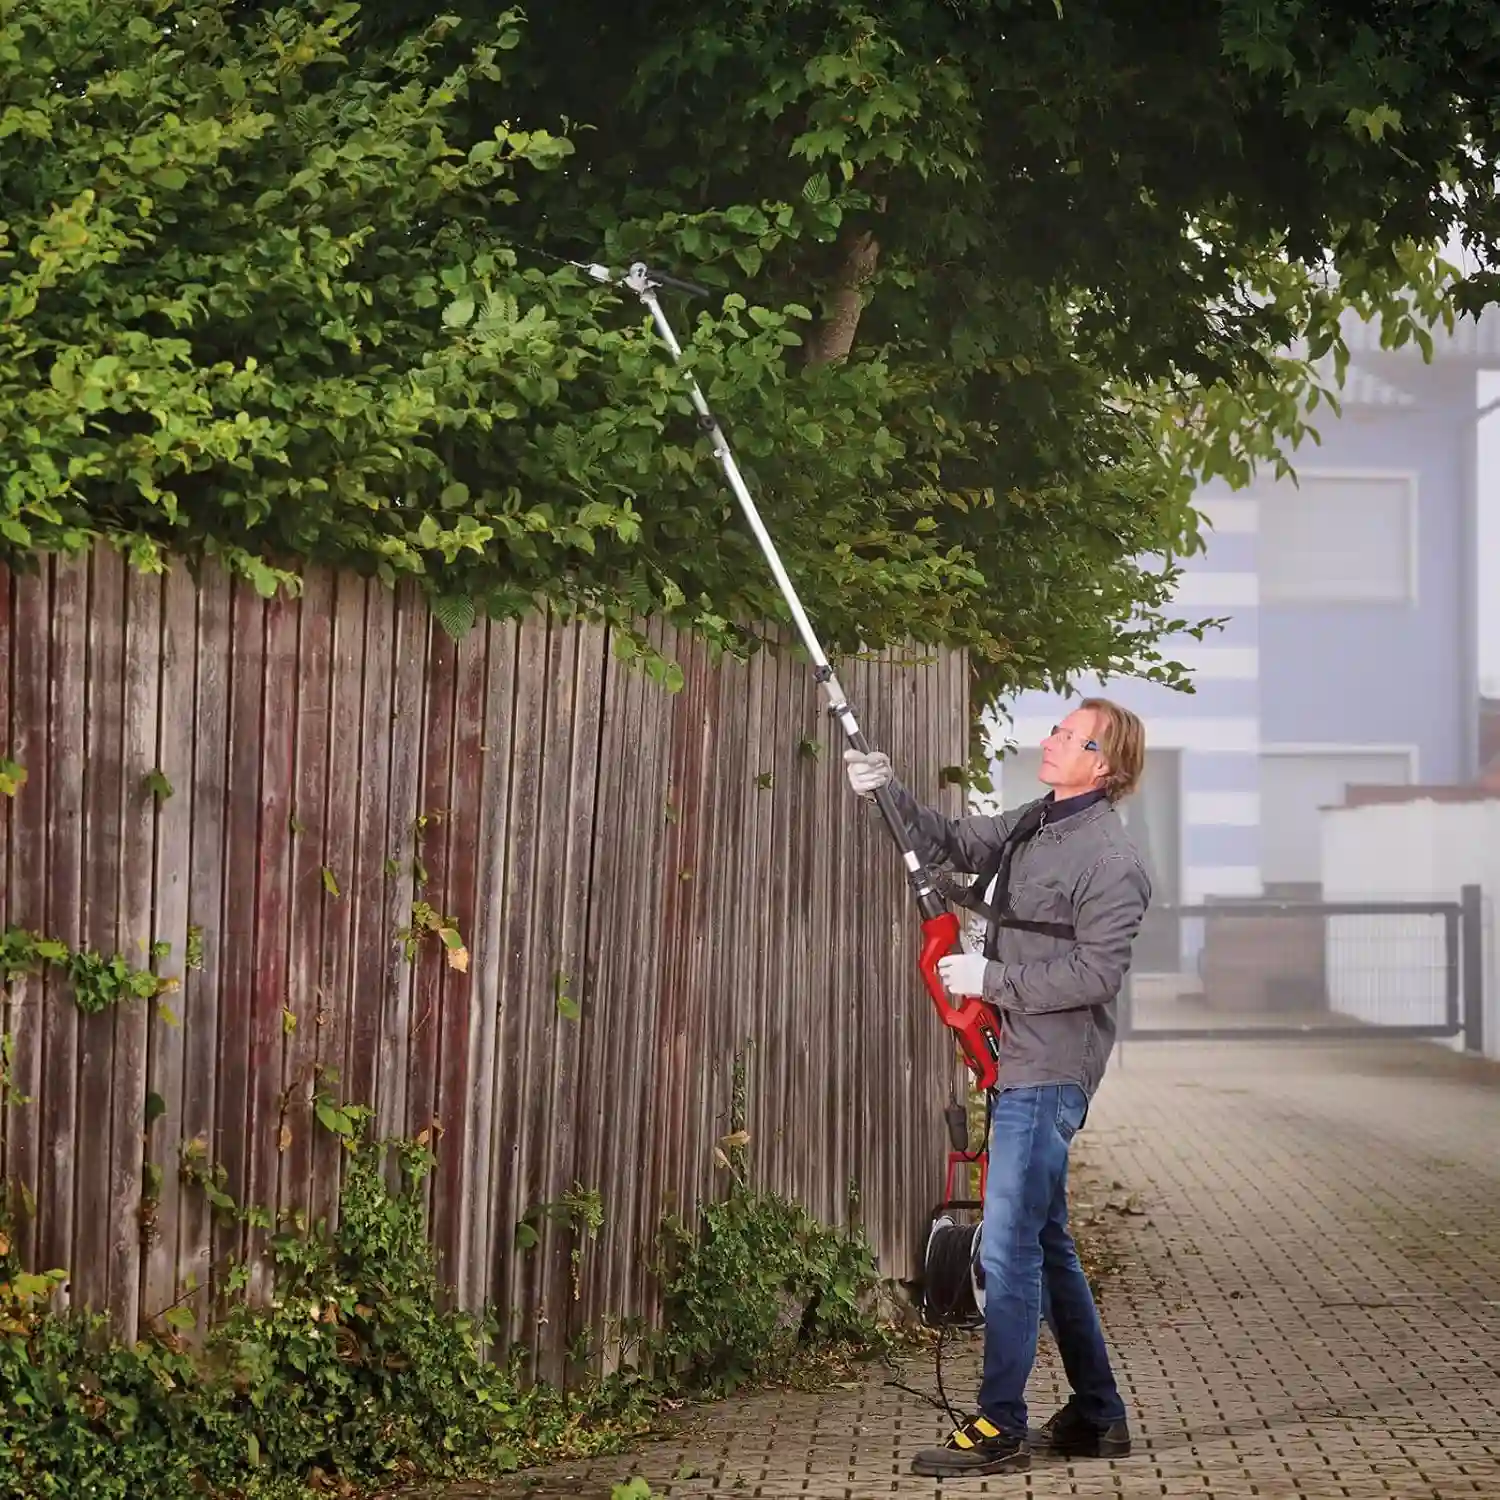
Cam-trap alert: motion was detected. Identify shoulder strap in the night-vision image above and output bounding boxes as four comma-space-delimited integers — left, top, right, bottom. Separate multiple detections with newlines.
951, 801, 1076, 944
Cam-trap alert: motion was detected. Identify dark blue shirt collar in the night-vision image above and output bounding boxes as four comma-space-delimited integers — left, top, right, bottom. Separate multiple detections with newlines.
1043, 787, 1109, 823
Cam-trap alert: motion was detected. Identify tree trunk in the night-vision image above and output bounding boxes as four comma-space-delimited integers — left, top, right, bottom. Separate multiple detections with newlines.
805, 231, 880, 366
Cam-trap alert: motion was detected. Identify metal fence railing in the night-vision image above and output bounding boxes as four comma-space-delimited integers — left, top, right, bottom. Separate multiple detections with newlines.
1121, 885, 1485, 1049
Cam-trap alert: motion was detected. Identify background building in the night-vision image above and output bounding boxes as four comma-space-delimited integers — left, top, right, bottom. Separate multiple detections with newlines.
988, 312, 1500, 970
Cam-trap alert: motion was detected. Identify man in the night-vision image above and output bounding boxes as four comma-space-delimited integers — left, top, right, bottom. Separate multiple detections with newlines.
844, 697, 1150, 1479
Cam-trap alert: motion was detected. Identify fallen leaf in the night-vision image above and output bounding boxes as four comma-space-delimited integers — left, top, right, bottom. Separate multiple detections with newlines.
719, 1129, 751, 1150
278, 1125, 292, 1153
446, 945, 469, 974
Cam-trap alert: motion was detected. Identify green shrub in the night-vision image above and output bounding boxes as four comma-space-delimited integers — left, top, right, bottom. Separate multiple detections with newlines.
655, 1185, 892, 1396
0, 1138, 891, 1497
0, 1141, 649, 1499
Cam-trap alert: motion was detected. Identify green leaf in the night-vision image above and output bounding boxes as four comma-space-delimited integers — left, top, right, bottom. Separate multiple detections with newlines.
442, 294, 476, 328
431, 594, 477, 641
611, 1481, 657, 1500
801, 172, 832, 204
163, 1304, 197, 1331
0, 760, 26, 798
321, 866, 340, 897
144, 1090, 167, 1126
316, 1101, 354, 1137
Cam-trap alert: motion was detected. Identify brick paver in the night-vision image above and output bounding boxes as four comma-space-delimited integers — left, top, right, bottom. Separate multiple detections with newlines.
416, 1040, 1500, 1499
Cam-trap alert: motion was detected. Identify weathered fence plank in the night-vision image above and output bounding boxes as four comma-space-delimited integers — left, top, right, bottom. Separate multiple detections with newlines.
179, 565, 230, 1322
376, 584, 426, 1148
245, 596, 297, 1298
313, 572, 366, 1232
580, 629, 648, 1355
346, 580, 393, 1123
109, 567, 162, 1333
430, 620, 487, 1282
37, 560, 82, 1290
0, 551, 968, 1358
493, 615, 547, 1350
142, 564, 196, 1325
6, 568, 50, 1271
283, 567, 333, 1234
458, 618, 515, 1318
518, 614, 582, 1380
74, 548, 125, 1316
406, 623, 456, 1185
216, 580, 264, 1282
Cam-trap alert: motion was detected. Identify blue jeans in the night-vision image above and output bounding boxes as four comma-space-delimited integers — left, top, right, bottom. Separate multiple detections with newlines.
976, 1083, 1127, 1435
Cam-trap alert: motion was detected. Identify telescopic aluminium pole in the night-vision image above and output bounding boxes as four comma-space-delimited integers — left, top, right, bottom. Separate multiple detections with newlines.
587, 259, 1002, 1089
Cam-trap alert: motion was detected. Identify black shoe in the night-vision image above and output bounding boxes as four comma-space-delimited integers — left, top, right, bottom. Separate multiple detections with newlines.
1028, 1397, 1132, 1458
910, 1415, 1030, 1477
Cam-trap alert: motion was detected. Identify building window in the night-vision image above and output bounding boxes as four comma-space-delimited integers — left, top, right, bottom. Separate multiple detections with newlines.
1257, 472, 1416, 605
1258, 748, 1414, 886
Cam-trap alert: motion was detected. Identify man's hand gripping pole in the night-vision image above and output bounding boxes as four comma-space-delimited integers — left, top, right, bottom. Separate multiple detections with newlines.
605, 261, 1002, 1090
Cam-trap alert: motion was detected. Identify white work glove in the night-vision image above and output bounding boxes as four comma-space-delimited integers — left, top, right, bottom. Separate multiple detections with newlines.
843, 748, 893, 799
937, 953, 991, 998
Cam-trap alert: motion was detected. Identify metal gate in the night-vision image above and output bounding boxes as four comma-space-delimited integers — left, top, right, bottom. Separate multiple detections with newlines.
1120, 884, 1485, 1050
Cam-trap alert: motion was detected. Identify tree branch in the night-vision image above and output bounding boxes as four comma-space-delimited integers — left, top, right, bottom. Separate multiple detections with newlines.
804, 231, 880, 366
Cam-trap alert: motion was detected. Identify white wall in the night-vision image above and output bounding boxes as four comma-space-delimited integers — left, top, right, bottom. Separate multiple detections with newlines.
1262, 748, 1415, 884
1320, 799, 1500, 1058
1478, 370, 1500, 698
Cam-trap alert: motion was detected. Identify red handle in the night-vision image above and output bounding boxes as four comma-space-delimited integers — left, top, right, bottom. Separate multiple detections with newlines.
919, 913, 1002, 1092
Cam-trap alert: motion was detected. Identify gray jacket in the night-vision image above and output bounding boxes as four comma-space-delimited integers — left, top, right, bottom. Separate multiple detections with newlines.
889, 782, 1151, 1098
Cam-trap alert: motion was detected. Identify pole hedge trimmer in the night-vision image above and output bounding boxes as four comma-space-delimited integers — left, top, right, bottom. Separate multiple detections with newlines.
579, 258, 1005, 1101
568, 259, 997, 1357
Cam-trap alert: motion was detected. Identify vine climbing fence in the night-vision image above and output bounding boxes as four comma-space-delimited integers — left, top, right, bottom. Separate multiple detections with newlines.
0, 547, 969, 1366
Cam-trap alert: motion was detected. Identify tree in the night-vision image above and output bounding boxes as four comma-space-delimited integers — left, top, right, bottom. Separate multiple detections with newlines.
0, 0, 1493, 711
458, 0, 1487, 699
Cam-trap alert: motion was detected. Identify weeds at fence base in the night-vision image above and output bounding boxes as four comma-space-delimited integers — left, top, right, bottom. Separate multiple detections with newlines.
0, 1132, 897, 1499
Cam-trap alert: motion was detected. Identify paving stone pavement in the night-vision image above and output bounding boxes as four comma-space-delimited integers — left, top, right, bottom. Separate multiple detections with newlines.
418, 1040, 1500, 1500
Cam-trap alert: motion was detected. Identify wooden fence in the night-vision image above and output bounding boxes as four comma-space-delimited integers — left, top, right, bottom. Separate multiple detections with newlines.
0, 548, 969, 1365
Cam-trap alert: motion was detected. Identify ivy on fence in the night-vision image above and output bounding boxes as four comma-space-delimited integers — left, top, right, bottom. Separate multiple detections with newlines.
0, 926, 176, 1013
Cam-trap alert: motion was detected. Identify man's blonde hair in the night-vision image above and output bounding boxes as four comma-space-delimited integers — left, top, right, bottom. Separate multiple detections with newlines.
1080, 697, 1145, 801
